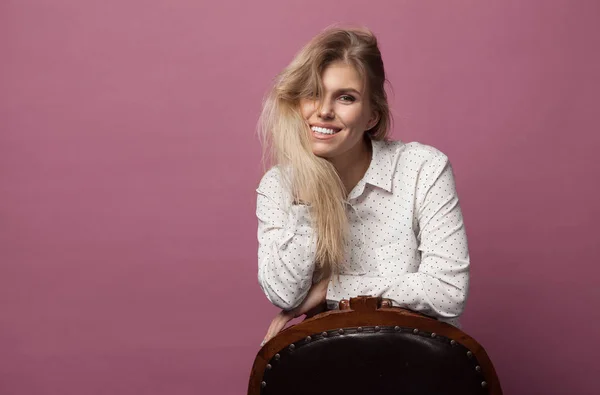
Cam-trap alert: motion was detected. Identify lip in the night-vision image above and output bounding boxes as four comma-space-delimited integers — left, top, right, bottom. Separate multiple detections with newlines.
311, 127, 343, 140
310, 123, 342, 131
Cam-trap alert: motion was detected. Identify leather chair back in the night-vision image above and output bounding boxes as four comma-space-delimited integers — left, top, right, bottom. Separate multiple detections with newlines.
248, 296, 502, 395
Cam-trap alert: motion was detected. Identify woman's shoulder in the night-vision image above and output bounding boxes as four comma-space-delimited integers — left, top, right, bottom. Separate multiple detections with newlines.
257, 166, 282, 189
376, 139, 450, 172
256, 165, 293, 198
379, 139, 448, 161
371, 139, 452, 187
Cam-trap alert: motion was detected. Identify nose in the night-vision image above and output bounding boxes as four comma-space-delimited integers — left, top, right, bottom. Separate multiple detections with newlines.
317, 103, 334, 119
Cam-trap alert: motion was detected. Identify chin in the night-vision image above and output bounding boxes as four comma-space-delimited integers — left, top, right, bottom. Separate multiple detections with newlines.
311, 146, 337, 159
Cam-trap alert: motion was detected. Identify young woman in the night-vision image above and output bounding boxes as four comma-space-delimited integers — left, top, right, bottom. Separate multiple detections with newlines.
256, 26, 470, 346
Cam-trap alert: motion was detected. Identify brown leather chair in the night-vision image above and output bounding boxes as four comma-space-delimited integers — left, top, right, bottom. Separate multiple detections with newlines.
248, 296, 502, 395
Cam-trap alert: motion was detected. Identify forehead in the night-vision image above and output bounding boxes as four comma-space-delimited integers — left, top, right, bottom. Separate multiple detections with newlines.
320, 62, 364, 92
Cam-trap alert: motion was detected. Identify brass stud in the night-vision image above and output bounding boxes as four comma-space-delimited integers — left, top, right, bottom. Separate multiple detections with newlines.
450, 340, 456, 345
266, 364, 272, 370
374, 326, 380, 332
475, 366, 481, 372
481, 381, 488, 388
467, 351, 473, 358
413, 329, 419, 334
357, 327, 363, 332
431, 333, 437, 338
289, 344, 295, 351
305, 336, 312, 342
338, 328, 344, 335
274, 354, 280, 360
261, 381, 267, 388
322, 331, 328, 337
394, 326, 400, 331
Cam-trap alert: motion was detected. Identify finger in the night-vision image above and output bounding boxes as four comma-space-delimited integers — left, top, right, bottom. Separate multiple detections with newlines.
266, 316, 285, 341
262, 319, 281, 344
264, 313, 289, 343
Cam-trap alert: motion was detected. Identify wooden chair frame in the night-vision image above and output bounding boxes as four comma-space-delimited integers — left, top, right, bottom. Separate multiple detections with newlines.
248, 296, 502, 395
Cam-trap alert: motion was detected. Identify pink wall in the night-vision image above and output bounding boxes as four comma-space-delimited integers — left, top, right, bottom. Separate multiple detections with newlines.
1, 1, 598, 394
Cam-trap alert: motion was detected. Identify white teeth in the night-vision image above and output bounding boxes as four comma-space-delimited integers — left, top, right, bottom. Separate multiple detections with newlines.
311, 126, 339, 135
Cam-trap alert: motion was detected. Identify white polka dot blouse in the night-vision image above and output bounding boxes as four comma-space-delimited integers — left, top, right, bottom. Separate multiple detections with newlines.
256, 138, 470, 327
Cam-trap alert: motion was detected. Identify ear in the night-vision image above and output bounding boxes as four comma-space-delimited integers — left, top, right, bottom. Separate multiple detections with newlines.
366, 110, 381, 131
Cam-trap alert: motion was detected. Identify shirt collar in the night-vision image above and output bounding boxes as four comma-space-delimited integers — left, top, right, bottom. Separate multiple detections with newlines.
362, 138, 393, 193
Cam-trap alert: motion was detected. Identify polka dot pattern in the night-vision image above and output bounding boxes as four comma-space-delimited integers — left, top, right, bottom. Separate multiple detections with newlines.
256, 139, 470, 327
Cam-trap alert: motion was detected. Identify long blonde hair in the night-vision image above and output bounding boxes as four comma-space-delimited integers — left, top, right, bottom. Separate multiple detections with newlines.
257, 25, 392, 276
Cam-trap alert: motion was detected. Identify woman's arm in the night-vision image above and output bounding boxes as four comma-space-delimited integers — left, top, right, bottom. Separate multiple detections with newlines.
260, 273, 329, 346
256, 168, 318, 310
377, 154, 470, 318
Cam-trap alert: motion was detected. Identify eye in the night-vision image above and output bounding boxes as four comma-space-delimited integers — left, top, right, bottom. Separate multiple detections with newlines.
339, 95, 355, 102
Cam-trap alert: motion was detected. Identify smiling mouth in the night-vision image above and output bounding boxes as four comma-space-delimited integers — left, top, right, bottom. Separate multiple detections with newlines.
311, 126, 342, 135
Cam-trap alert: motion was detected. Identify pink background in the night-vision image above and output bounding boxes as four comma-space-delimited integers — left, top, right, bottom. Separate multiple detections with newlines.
2, 1, 599, 394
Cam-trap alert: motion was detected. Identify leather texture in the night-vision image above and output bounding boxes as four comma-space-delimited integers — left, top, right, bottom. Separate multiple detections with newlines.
261, 325, 487, 395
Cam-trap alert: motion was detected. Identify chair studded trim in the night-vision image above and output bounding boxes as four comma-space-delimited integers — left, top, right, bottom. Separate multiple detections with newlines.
248, 296, 502, 395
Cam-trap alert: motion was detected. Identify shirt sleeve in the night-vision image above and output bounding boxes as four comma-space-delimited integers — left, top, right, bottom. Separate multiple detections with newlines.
378, 153, 470, 319
256, 168, 318, 310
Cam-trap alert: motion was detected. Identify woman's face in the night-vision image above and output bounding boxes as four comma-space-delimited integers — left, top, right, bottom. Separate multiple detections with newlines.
300, 61, 379, 162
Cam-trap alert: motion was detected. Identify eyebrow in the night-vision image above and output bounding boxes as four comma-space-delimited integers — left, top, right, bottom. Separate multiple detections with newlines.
334, 88, 362, 96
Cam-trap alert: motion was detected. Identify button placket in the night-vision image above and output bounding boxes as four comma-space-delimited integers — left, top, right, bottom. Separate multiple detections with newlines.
344, 201, 367, 274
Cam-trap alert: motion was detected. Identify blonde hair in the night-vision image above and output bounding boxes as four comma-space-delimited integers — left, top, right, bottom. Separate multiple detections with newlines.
257, 24, 392, 276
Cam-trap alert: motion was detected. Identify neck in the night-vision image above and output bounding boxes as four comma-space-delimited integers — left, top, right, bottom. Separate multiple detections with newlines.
329, 137, 372, 195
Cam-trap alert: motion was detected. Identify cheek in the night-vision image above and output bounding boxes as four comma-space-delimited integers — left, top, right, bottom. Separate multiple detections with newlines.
299, 101, 314, 119
338, 109, 366, 128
